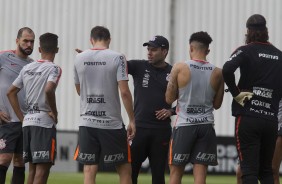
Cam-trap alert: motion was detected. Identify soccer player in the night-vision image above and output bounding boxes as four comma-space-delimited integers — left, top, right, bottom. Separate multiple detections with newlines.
223, 14, 282, 184
0, 27, 34, 184
128, 35, 175, 184
7, 33, 61, 184
166, 31, 224, 184
73, 26, 135, 184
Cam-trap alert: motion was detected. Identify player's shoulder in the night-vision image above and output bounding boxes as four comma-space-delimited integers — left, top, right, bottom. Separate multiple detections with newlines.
46, 61, 61, 69
106, 49, 126, 61
170, 61, 188, 73
44, 62, 62, 75
175, 61, 188, 68
0, 50, 15, 54
230, 45, 247, 55
0, 50, 15, 58
128, 59, 146, 65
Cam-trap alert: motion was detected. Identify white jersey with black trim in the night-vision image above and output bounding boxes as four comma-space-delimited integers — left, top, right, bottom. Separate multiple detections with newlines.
0, 50, 33, 122
175, 60, 216, 127
13, 60, 62, 128
74, 48, 128, 129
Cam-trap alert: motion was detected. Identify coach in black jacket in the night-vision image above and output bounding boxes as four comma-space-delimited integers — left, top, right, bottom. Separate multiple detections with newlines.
128, 36, 175, 184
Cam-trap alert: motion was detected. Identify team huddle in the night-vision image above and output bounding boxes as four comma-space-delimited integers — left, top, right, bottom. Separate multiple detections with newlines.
0, 14, 282, 184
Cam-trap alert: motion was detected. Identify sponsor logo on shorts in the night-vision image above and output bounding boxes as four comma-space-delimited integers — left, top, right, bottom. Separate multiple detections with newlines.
173, 153, 190, 163
84, 61, 106, 66
78, 153, 95, 162
104, 153, 124, 164
32, 151, 50, 160
0, 139, 7, 150
196, 152, 216, 162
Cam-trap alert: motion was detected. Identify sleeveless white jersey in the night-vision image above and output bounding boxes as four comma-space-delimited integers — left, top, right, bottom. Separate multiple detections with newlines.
175, 60, 216, 127
13, 60, 62, 128
0, 50, 32, 122
74, 49, 128, 129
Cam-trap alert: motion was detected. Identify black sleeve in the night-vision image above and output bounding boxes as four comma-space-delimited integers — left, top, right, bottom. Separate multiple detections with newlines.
127, 60, 135, 75
222, 48, 246, 97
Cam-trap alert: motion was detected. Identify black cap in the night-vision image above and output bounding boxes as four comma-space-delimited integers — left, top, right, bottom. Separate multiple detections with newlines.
246, 14, 266, 30
143, 35, 169, 49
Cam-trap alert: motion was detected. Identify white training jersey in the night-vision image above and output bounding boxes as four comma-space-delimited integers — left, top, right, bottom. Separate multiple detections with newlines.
0, 50, 32, 122
174, 60, 216, 127
13, 60, 62, 128
74, 48, 128, 129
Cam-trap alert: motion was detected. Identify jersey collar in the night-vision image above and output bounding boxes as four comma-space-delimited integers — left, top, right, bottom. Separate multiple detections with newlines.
192, 59, 209, 64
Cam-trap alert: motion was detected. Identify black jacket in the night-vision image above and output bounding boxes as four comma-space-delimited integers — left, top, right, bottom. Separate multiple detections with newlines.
223, 42, 282, 121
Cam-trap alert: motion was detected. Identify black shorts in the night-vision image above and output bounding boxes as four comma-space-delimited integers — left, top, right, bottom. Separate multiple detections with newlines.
0, 122, 23, 154
169, 124, 217, 166
23, 126, 57, 164
74, 126, 130, 166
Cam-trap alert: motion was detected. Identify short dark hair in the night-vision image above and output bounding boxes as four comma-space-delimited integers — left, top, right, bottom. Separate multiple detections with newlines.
17, 27, 34, 39
189, 31, 213, 49
39, 33, 58, 53
90, 26, 111, 41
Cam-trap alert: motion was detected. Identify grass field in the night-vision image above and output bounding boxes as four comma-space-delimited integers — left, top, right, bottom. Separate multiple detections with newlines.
6, 172, 238, 184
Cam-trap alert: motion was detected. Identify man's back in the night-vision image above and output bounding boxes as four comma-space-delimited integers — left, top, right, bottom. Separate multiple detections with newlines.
223, 43, 282, 120
175, 60, 216, 127
13, 60, 61, 128
74, 49, 128, 129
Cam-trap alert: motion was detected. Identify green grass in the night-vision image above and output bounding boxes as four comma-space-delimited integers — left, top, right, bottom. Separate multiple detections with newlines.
6, 172, 238, 184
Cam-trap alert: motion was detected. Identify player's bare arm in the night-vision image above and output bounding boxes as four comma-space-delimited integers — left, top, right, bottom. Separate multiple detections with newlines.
45, 81, 58, 123
7, 85, 24, 122
118, 80, 136, 141
75, 84, 80, 95
165, 64, 180, 104
211, 67, 224, 109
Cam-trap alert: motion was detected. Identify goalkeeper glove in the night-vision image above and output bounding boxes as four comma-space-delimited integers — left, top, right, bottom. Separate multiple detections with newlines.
234, 92, 254, 106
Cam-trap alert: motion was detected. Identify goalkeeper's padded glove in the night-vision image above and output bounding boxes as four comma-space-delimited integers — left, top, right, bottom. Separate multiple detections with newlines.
234, 92, 254, 106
